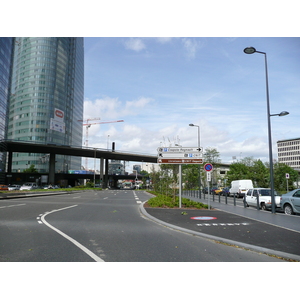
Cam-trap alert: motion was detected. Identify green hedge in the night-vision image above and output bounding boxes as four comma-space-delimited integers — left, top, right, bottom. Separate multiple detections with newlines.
147, 191, 208, 209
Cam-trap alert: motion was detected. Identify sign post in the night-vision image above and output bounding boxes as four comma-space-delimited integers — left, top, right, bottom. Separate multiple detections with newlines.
204, 163, 213, 210
286, 173, 289, 192
179, 164, 182, 208
157, 146, 203, 208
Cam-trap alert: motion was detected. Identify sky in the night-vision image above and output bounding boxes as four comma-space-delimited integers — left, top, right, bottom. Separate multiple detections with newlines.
4, 1, 299, 171
83, 37, 300, 169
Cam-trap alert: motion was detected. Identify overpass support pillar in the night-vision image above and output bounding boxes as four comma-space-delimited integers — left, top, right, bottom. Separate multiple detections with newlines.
49, 153, 55, 184
104, 158, 109, 188
100, 157, 104, 188
7, 151, 12, 173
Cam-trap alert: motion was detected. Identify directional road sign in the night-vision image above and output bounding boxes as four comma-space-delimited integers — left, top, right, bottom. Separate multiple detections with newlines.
158, 152, 203, 158
157, 147, 203, 153
157, 158, 203, 164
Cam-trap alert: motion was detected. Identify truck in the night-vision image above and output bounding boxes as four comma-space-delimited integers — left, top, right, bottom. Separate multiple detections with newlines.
245, 188, 281, 210
229, 180, 253, 198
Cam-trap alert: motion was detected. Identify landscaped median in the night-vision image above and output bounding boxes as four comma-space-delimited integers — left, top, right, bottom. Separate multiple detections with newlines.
0, 186, 102, 199
144, 191, 209, 209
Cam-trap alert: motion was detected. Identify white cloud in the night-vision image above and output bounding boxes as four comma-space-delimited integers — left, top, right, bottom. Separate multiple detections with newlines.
84, 96, 154, 120
124, 38, 146, 52
181, 38, 205, 59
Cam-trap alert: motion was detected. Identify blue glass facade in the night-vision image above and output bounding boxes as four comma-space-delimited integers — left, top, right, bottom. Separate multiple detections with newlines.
0, 37, 14, 176
8, 38, 84, 172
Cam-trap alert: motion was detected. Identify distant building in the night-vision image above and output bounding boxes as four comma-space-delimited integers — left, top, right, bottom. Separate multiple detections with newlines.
277, 138, 300, 170
109, 160, 125, 175
133, 164, 141, 174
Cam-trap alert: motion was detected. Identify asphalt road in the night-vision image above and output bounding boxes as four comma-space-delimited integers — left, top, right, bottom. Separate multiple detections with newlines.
0, 190, 283, 262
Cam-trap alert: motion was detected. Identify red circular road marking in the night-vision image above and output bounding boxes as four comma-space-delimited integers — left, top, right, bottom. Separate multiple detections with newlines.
190, 216, 217, 220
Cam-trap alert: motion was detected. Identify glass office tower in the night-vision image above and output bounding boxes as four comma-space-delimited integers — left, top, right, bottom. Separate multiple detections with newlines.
0, 37, 14, 180
7, 37, 84, 172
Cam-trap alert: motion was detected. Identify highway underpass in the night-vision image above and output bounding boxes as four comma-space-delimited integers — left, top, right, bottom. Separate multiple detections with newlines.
0, 140, 157, 187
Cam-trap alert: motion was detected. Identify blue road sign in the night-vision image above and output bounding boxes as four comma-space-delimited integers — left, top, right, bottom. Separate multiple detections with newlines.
204, 163, 213, 172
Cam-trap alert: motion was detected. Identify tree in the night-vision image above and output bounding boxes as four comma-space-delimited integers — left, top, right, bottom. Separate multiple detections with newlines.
251, 160, 269, 187
273, 163, 298, 192
23, 164, 38, 173
226, 162, 251, 183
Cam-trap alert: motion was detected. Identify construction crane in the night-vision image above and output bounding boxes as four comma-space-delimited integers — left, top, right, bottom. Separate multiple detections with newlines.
78, 118, 124, 169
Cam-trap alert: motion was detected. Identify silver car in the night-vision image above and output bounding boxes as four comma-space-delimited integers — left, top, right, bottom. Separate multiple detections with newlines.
20, 182, 38, 191
280, 189, 300, 215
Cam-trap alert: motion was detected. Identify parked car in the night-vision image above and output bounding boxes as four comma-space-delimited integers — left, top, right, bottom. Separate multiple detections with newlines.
20, 182, 38, 190
8, 184, 21, 191
213, 187, 223, 195
245, 188, 281, 210
280, 188, 300, 215
0, 185, 8, 191
220, 187, 230, 197
229, 180, 253, 198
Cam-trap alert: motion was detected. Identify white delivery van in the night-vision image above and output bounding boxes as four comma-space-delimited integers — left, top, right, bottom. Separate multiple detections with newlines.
229, 180, 253, 198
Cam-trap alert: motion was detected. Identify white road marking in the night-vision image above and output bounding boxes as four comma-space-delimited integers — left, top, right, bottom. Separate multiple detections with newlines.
0, 203, 26, 209
40, 205, 104, 262
196, 223, 250, 227
136, 201, 142, 204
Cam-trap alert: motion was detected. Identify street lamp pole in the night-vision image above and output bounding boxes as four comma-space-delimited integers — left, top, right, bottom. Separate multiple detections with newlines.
244, 47, 289, 213
189, 124, 202, 199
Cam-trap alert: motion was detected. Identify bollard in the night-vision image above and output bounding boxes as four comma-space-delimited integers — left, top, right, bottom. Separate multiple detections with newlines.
218, 193, 221, 203
256, 193, 260, 210
225, 193, 227, 204
212, 192, 215, 202
234, 194, 236, 206
243, 194, 247, 208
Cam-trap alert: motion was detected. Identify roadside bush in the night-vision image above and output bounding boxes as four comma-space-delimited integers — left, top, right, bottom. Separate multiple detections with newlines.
147, 192, 208, 209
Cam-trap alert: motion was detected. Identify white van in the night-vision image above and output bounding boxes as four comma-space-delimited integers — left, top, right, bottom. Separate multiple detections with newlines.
229, 180, 253, 198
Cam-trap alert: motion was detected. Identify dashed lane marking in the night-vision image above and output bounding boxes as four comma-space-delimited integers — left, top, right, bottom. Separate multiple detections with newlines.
0, 203, 26, 209
196, 223, 250, 227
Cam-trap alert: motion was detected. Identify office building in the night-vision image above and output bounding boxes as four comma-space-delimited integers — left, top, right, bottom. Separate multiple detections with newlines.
7, 37, 84, 172
277, 138, 300, 170
0, 37, 14, 179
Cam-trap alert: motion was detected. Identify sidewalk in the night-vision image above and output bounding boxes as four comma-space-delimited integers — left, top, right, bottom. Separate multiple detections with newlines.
141, 193, 300, 261
186, 193, 300, 233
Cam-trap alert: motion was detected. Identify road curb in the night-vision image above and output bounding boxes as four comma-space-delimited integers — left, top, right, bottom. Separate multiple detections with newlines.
139, 201, 300, 262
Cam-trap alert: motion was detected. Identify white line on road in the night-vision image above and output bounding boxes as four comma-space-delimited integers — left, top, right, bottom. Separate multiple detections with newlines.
40, 205, 104, 262
0, 203, 26, 209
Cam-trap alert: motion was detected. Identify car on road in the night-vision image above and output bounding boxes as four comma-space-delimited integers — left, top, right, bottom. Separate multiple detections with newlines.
220, 187, 230, 197
245, 188, 281, 210
229, 180, 253, 198
213, 187, 223, 195
280, 189, 300, 215
0, 184, 8, 190
8, 184, 21, 191
20, 182, 38, 190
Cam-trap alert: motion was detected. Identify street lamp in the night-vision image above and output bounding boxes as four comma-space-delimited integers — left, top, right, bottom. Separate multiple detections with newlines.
244, 47, 289, 213
189, 123, 202, 198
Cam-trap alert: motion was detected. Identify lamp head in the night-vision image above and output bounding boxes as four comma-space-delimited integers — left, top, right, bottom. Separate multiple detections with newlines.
189, 124, 194, 126
244, 47, 256, 54
279, 111, 289, 117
